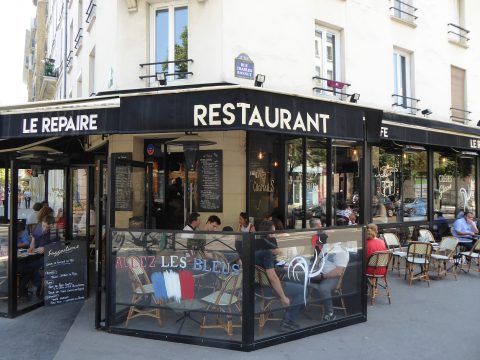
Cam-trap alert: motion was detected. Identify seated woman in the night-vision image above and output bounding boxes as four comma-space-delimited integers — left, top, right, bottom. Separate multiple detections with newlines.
238, 212, 255, 232
365, 223, 388, 276
31, 206, 54, 239
17, 221, 30, 249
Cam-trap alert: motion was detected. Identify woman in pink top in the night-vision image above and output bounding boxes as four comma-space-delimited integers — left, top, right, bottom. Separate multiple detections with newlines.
366, 223, 388, 276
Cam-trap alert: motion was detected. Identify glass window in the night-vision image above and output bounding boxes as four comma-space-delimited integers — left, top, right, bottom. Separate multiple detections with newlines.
306, 139, 327, 226
457, 156, 476, 216
402, 151, 428, 222
286, 139, 304, 229
391, 0, 416, 23
393, 49, 414, 113
434, 153, 456, 219
314, 26, 342, 98
333, 142, 361, 226
153, 4, 188, 79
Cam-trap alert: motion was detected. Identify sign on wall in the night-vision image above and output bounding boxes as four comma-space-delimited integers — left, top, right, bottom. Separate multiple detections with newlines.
234, 53, 254, 79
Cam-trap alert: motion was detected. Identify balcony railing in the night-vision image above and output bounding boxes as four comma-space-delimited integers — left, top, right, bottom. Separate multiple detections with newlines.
74, 28, 83, 50
450, 107, 471, 125
390, 0, 418, 24
66, 50, 73, 68
392, 94, 420, 115
312, 76, 352, 101
447, 23, 470, 45
139, 59, 194, 82
86, 0, 96, 26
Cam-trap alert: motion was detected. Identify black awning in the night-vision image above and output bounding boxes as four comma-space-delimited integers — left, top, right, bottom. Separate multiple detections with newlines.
381, 112, 480, 150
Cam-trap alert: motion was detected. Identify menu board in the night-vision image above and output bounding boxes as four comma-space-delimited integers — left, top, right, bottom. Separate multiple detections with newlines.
197, 150, 223, 212
113, 153, 133, 211
44, 241, 87, 306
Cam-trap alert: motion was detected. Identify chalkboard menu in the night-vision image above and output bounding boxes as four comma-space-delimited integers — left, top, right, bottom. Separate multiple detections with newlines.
44, 240, 87, 306
113, 153, 133, 211
197, 150, 223, 212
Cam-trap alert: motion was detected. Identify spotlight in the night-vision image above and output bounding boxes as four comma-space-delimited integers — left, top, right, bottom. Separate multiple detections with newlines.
257, 151, 264, 160
156, 72, 167, 86
273, 160, 279, 168
349, 93, 360, 103
421, 108, 432, 117
254, 74, 265, 87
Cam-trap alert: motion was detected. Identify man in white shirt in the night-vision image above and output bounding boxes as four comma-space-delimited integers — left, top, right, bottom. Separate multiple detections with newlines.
182, 212, 201, 239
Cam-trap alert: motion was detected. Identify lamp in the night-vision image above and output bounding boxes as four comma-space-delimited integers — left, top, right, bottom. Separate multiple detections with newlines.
421, 108, 432, 117
156, 72, 167, 86
349, 93, 360, 103
254, 74, 265, 87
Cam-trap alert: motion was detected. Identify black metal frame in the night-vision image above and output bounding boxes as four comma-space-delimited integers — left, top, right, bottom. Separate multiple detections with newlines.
74, 28, 83, 50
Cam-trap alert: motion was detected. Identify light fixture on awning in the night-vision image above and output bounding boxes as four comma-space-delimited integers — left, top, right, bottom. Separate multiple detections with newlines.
402, 145, 426, 153
166, 133, 216, 171
17, 145, 63, 161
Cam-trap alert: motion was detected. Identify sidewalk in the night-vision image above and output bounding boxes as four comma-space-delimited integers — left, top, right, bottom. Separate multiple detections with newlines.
2, 268, 479, 360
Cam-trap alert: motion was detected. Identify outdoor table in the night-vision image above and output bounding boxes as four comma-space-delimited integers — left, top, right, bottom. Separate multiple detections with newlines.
168, 298, 204, 334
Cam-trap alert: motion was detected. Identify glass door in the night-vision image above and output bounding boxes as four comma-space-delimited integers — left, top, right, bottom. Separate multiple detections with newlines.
95, 160, 107, 328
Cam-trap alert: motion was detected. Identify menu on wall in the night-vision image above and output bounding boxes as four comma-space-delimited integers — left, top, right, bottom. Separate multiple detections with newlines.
113, 153, 133, 211
44, 240, 87, 306
197, 150, 223, 212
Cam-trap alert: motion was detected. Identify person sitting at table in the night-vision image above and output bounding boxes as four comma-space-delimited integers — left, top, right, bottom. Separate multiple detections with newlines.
238, 212, 255, 232
310, 235, 350, 321
365, 223, 387, 276
26, 202, 43, 227
452, 211, 478, 250
255, 220, 304, 332
203, 215, 221, 231
17, 221, 30, 249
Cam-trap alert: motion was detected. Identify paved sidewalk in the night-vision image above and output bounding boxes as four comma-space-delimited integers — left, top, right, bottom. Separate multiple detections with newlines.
2, 269, 479, 360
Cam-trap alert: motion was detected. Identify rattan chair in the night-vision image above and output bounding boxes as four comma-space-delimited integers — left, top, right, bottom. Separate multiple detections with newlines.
431, 236, 458, 279
254, 265, 283, 333
405, 242, 433, 286
365, 251, 392, 305
460, 240, 480, 273
419, 229, 436, 243
308, 268, 348, 318
199, 271, 243, 336
125, 256, 162, 327
383, 233, 406, 275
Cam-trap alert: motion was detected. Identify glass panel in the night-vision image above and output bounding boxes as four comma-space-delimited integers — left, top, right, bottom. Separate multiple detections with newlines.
0, 225, 9, 314
48, 169, 66, 241
402, 151, 428, 222
72, 169, 88, 240
457, 157, 476, 216
253, 226, 363, 340
111, 229, 242, 342
155, 9, 169, 74
306, 139, 327, 226
287, 139, 304, 229
371, 147, 401, 224
433, 153, 456, 219
333, 143, 361, 226
174, 6, 188, 79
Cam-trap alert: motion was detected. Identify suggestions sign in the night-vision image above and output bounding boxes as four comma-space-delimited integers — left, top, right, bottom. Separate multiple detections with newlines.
44, 241, 87, 306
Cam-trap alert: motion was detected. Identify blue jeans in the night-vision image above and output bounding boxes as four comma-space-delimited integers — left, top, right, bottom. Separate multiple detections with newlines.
282, 281, 305, 322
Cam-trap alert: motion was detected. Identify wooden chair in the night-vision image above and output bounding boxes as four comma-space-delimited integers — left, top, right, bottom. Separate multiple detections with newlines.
383, 233, 406, 275
308, 267, 348, 318
431, 236, 458, 279
366, 251, 392, 305
125, 256, 162, 327
405, 242, 433, 286
254, 266, 283, 333
199, 271, 242, 336
459, 240, 480, 273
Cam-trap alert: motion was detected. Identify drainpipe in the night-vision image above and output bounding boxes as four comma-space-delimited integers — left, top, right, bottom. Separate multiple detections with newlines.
63, 0, 67, 98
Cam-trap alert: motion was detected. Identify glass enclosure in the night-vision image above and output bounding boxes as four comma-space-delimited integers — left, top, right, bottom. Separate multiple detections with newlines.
0, 225, 9, 314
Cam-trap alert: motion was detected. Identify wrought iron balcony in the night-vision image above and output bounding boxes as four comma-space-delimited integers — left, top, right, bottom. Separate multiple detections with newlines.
74, 28, 83, 50
447, 23, 470, 45
312, 76, 352, 101
390, 0, 418, 24
86, 0, 96, 26
139, 59, 194, 83
66, 50, 73, 69
450, 107, 471, 125
392, 94, 420, 115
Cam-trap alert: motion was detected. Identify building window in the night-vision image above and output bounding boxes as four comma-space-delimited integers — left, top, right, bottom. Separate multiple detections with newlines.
151, 3, 188, 80
448, 0, 469, 45
390, 0, 417, 24
392, 49, 418, 114
450, 66, 470, 124
314, 25, 346, 99
89, 48, 95, 95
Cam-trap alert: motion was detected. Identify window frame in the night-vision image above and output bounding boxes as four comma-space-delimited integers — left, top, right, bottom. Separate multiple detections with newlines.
149, 1, 188, 84
314, 25, 342, 97
393, 49, 415, 113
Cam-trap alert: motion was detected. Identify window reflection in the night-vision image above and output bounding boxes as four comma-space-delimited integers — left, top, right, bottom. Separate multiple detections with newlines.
287, 139, 304, 229
402, 151, 428, 222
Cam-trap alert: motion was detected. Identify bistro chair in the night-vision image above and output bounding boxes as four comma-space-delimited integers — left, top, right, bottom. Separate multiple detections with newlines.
365, 251, 392, 305
459, 240, 480, 273
254, 265, 283, 334
199, 271, 243, 336
308, 267, 348, 318
125, 256, 163, 327
383, 233, 406, 275
418, 229, 436, 244
430, 236, 458, 280
405, 242, 433, 286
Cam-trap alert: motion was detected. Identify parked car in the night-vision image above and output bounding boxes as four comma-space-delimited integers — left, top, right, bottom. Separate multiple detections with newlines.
404, 198, 427, 217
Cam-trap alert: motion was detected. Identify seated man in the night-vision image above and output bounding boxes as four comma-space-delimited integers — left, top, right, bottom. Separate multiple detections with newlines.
310, 239, 349, 321
452, 211, 478, 250
255, 220, 304, 332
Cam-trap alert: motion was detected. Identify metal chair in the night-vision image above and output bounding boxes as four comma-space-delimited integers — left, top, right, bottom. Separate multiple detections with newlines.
383, 233, 406, 275
460, 240, 480, 273
430, 236, 458, 280
405, 242, 433, 286
365, 251, 392, 305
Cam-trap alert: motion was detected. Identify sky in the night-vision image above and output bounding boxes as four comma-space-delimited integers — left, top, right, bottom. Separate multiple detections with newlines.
0, 2, 37, 106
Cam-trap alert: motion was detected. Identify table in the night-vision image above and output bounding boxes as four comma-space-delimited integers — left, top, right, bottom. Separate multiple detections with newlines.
168, 299, 204, 334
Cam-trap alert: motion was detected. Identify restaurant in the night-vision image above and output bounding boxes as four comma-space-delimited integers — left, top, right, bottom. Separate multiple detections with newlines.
0, 83, 478, 350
